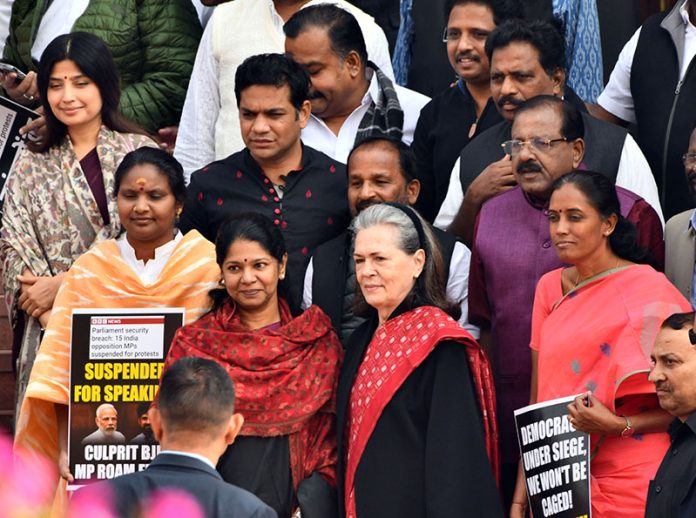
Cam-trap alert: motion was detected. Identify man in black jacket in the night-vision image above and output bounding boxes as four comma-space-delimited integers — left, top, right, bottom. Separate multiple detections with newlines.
81, 357, 276, 518
593, 0, 696, 219
646, 312, 696, 517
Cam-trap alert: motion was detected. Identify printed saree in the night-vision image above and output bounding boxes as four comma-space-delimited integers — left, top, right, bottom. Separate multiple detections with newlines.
531, 264, 691, 517
0, 127, 155, 417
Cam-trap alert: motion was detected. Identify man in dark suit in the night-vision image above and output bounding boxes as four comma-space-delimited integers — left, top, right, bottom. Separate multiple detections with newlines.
81, 357, 277, 518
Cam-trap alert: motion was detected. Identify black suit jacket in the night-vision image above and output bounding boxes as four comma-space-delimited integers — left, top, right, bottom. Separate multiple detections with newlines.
83, 453, 277, 518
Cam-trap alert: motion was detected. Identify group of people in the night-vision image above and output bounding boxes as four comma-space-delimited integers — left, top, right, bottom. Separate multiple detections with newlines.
1, 0, 696, 517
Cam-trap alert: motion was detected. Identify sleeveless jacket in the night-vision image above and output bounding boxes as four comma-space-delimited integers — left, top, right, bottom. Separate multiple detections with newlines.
4, 0, 202, 131
459, 111, 624, 196
631, 6, 696, 218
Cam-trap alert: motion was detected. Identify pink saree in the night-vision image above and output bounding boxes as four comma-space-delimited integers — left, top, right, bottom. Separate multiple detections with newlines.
530, 265, 691, 517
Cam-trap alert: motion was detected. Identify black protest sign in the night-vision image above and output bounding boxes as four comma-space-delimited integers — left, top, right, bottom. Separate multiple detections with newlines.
0, 96, 38, 219
67, 308, 185, 490
515, 395, 591, 518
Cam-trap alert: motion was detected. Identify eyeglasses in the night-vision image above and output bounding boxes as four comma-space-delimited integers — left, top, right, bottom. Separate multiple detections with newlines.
501, 137, 568, 156
683, 153, 696, 167
442, 28, 461, 43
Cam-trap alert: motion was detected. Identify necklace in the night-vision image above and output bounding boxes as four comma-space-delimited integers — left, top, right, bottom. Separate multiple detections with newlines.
573, 257, 621, 287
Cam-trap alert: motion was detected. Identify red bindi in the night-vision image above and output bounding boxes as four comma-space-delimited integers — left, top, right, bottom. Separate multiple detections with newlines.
135, 178, 147, 191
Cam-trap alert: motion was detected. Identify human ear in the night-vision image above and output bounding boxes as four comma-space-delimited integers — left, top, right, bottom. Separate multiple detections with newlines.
603, 213, 618, 236
571, 138, 585, 168
406, 180, 421, 206
551, 68, 565, 96
148, 407, 163, 442
345, 51, 362, 78
413, 249, 426, 277
224, 413, 245, 445
298, 100, 311, 129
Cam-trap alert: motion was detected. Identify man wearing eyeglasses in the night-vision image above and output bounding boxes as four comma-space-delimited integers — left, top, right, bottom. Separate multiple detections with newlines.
433, 18, 662, 247
410, 0, 521, 222
467, 94, 664, 509
665, 127, 696, 306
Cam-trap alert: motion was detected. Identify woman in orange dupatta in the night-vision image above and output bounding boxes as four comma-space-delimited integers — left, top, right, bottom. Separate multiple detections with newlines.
14, 148, 220, 516
511, 172, 691, 518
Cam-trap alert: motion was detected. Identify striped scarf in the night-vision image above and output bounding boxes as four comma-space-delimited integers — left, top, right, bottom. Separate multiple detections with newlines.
355, 62, 404, 144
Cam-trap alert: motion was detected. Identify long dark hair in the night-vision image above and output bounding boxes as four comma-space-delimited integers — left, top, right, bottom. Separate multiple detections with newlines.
209, 213, 288, 312
350, 203, 460, 320
550, 171, 652, 265
32, 32, 147, 152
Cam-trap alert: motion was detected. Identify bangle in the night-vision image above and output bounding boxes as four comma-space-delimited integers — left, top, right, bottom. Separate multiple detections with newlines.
620, 415, 635, 438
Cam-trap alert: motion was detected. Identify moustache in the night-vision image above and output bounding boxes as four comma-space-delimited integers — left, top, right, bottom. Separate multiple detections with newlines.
309, 90, 325, 101
654, 383, 671, 392
355, 199, 378, 214
497, 95, 523, 109
517, 160, 542, 174
455, 51, 480, 63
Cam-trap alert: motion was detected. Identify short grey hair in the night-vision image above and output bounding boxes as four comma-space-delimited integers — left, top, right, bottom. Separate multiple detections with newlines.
350, 204, 459, 319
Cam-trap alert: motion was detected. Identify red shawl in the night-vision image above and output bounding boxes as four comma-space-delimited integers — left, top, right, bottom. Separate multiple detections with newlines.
165, 299, 344, 488
344, 306, 499, 518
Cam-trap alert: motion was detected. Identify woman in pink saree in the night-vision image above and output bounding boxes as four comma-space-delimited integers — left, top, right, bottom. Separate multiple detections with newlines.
511, 172, 691, 518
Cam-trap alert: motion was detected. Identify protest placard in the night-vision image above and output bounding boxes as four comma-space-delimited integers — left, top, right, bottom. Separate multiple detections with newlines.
67, 308, 185, 490
0, 96, 38, 218
515, 395, 591, 518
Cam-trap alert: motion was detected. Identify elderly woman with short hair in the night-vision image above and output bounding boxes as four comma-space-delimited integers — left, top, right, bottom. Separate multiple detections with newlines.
335, 202, 503, 518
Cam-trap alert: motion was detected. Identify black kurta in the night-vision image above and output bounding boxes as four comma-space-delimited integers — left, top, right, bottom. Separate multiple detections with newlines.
336, 307, 503, 518
645, 413, 696, 518
411, 82, 502, 222
217, 436, 294, 518
179, 144, 350, 310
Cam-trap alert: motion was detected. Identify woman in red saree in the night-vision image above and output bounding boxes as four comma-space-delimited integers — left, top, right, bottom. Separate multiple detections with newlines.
511, 172, 691, 518
164, 213, 343, 518
336, 203, 502, 518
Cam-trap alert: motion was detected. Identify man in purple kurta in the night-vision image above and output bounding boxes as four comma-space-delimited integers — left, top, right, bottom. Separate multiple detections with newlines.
468, 96, 664, 505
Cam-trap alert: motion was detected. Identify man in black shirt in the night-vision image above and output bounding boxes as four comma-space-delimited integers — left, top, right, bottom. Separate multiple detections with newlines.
411, 0, 521, 221
646, 311, 696, 517
179, 54, 350, 309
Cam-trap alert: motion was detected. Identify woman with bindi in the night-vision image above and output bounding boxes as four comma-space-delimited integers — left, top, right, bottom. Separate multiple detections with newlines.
510, 171, 691, 517
15, 147, 221, 513
0, 32, 155, 416
165, 212, 343, 517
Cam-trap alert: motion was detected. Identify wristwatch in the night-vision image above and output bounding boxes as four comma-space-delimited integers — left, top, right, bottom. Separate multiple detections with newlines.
620, 415, 635, 438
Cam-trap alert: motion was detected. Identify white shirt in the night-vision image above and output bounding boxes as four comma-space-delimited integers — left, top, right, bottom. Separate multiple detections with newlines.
598, 0, 696, 124
175, 0, 394, 182
302, 240, 480, 338
159, 450, 216, 470
31, 0, 89, 61
117, 231, 183, 286
434, 133, 665, 230
191, 0, 215, 27
0, 0, 15, 57
301, 71, 429, 163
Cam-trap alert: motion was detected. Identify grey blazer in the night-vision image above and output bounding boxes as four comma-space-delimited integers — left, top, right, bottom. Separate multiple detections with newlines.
665, 209, 696, 302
